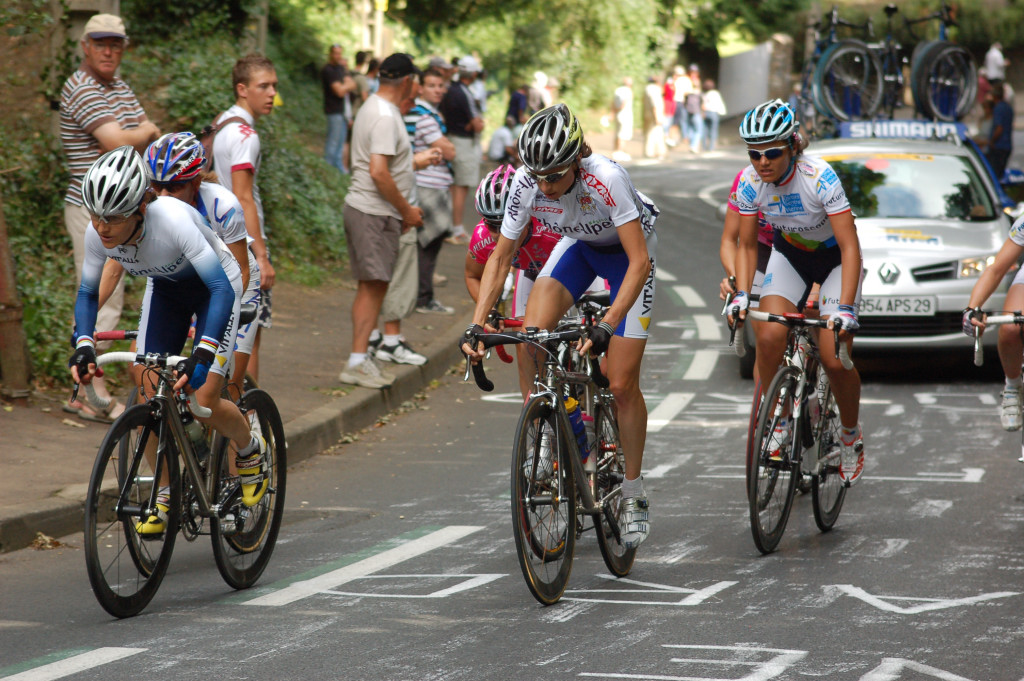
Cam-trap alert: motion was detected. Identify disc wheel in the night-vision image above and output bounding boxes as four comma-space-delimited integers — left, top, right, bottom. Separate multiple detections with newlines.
511, 396, 577, 605
84, 404, 180, 618
814, 39, 883, 121
592, 402, 636, 577
211, 388, 287, 590
812, 373, 847, 531
748, 366, 800, 554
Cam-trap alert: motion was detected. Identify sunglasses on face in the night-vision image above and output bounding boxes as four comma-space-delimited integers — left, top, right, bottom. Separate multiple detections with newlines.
528, 167, 571, 184
747, 145, 789, 162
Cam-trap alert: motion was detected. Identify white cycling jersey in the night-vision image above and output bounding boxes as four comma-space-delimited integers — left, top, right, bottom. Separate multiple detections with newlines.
733, 154, 850, 252
501, 154, 658, 248
211, 105, 265, 240
196, 181, 260, 291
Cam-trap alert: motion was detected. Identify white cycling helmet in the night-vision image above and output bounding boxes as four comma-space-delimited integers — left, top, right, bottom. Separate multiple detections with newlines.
475, 164, 516, 222
145, 131, 206, 183
82, 146, 149, 219
518, 103, 582, 173
739, 99, 799, 145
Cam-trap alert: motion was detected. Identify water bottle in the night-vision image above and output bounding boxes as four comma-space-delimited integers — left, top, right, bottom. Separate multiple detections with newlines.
183, 414, 211, 465
564, 396, 589, 461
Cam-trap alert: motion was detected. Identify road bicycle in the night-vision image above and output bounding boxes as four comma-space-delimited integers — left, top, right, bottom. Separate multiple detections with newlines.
971, 312, 1024, 461
77, 343, 286, 618
731, 309, 854, 554
906, 3, 977, 121
465, 295, 634, 604
867, 4, 907, 120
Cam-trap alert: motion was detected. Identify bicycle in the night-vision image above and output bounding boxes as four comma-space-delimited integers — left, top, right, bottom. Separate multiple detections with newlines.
867, 4, 907, 120
971, 312, 1024, 461
465, 295, 634, 605
77, 346, 286, 618
906, 3, 977, 121
730, 308, 854, 554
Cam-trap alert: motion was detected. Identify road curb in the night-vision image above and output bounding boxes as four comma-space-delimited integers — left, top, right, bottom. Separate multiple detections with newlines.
0, 313, 473, 555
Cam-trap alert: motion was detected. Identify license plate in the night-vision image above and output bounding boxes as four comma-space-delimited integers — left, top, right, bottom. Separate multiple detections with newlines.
859, 296, 936, 316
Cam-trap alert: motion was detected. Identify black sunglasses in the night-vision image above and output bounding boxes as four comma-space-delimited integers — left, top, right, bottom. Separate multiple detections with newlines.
747, 145, 789, 161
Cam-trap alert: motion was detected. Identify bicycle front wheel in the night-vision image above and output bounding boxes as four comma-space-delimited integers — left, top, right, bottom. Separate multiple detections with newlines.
811, 368, 847, 531
211, 388, 287, 590
511, 396, 577, 605
814, 39, 883, 121
748, 366, 800, 554
593, 403, 636, 577
84, 404, 180, 618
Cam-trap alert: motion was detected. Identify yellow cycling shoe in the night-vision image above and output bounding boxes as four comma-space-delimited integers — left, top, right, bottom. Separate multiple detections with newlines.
236, 434, 269, 507
135, 502, 170, 537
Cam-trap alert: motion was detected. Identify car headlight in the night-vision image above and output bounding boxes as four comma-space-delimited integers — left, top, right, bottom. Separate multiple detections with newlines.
958, 255, 996, 278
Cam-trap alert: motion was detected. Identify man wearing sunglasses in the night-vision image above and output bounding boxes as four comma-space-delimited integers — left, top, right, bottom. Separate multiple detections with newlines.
462, 103, 659, 550
727, 99, 866, 486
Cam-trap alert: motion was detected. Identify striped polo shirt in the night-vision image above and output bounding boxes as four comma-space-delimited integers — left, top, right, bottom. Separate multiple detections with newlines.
60, 64, 147, 206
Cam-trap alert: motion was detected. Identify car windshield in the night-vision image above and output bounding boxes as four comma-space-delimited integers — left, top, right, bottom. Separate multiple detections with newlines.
823, 152, 996, 221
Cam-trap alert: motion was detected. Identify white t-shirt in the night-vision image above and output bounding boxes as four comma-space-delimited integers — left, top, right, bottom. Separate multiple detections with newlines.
501, 154, 658, 248
985, 46, 1007, 81
733, 154, 851, 251
211, 105, 265, 240
345, 94, 415, 219
487, 126, 514, 161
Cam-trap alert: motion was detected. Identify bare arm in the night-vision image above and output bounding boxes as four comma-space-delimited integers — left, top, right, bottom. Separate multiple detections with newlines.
92, 120, 160, 153
719, 207, 741, 300
731, 213, 760, 322
231, 168, 275, 290
226, 239, 251, 292
97, 259, 126, 310
464, 253, 485, 302
330, 75, 356, 98
968, 237, 1022, 311
828, 210, 862, 308
432, 136, 456, 162
369, 153, 422, 230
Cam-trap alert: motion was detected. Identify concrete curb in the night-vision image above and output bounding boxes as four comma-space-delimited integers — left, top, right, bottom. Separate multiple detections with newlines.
0, 313, 473, 554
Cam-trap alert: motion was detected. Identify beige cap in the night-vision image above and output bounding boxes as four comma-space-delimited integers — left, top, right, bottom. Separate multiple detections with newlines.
83, 13, 127, 40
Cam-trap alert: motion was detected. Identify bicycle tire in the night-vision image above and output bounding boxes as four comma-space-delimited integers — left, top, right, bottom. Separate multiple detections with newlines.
916, 43, 977, 121
813, 39, 883, 121
211, 388, 287, 590
744, 380, 763, 498
592, 402, 636, 577
811, 368, 847, 530
84, 404, 181, 618
748, 366, 800, 554
511, 396, 577, 605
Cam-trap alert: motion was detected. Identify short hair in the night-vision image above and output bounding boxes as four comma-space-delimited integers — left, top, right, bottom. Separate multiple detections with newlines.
422, 68, 445, 81
233, 53, 276, 90
367, 57, 380, 73
355, 50, 369, 67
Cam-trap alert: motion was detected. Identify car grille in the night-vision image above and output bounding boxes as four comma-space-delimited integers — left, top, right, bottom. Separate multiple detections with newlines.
912, 261, 958, 282
860, 312, 961, 336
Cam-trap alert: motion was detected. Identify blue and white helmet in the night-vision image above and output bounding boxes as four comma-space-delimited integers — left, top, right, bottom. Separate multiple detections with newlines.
738, 99, 799, 145
145, 131, 206, 183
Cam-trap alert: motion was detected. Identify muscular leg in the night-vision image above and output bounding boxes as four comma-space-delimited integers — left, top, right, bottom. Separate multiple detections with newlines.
817, 328, 861, 428
521, 277, 575, 390
753, 294, 797, 396
351, 280, 389, 353
605, 335, 648, 480
997, 284, 1024, 380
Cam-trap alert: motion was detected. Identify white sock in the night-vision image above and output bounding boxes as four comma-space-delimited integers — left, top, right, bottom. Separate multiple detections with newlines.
368, 329, 382, 343
383, 334, 401, 346
348, 353, 367, 367
238, 435, 259, 458
621, 475, 644, 499
1007, 375, 1022, 390
451, 224, 465, 236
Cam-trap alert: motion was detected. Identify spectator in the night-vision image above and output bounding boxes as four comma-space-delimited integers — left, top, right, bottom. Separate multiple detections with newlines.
350, 51, 373, 119
527, 71, 552, 115
405, 67, 457, 315
439, 56, 485, 245
322, 44, 355, 173
987, 83, 1014, 180
469, 64, 489, 113
366, 57, 381, 94
211, 54, 278, 383
668, 65, 689, 147
487, 116, 518, 165
702, 78, 726, 152
974, 93, 995, 151
506, 83, 529, 125
684, 64, 703, 153
340, 53, 425, 388
60, 12, 160, 422
427, 56, 455, 86
662, 69, 676, 138
642, 75, 667, 160
611, 77, 634, 162
985, 41, 1009, 87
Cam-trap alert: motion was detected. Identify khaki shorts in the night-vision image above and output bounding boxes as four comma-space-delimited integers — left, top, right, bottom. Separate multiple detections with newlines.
449, 135, 482, 188
343, 204, 402, 282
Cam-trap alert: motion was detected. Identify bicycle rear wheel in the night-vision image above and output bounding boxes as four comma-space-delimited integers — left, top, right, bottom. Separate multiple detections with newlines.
84, 404, 180, 618
592, 402, 636, 577
814, 39, 883, 121
811, 369, 847, 531
511, 396, 577, 605
748, 366, 800, 554
916, 43, 976, 121
211, 389, 287, 589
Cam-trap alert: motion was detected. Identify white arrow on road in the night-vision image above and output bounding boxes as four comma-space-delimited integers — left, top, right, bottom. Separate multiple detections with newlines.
833, 584, 1018, 614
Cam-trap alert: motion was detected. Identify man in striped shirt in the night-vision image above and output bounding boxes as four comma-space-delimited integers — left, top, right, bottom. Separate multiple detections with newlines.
60, 13, 159, 421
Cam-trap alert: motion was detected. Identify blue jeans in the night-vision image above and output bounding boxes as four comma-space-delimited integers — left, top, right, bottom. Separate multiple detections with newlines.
703, 112, 720, 152
685, 111, 703, 151
325, 113, 348, 173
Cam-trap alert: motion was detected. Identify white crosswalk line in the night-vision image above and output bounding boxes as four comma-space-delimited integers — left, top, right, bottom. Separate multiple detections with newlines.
672, 285, 705, 307
693, 314, 722, 341
655, 268, 677, 282
648, 393, 694, 432
2, 648, 145, 681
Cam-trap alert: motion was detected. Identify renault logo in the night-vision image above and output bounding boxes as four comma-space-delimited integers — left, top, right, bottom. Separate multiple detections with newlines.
878, 262, 900, 284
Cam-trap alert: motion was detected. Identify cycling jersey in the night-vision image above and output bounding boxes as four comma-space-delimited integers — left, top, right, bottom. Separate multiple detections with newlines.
733, 154, 850, 252
75, 196, 242, 364
469, 217, 560, 280
501, 155, 658, 248
211, 105, 266, 240
727, 169, 773, 247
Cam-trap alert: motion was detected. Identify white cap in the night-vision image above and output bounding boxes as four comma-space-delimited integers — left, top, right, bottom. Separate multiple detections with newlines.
457, 56, 481, 73
83, 13, 127, 40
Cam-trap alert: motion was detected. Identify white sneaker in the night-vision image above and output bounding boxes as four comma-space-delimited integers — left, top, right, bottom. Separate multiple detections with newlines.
620, 495, 650, 549
415, 299, 455, 315
838, 429, 865, 486
340, 357, 393, 389
1001, 386, 1023, 431
376, 340, 427, 366
432, 273, 448, 287
767, 419, 791, 460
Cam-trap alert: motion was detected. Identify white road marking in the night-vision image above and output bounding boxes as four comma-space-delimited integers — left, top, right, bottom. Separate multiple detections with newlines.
325, 573, 504, 599
700, 468, 984, 483
698, 180, 734, 208
564, 576, 737, 606
833, 584, 1018, 614
656, 268, 677, 282
860, 657, 976, 681
242, 526, 483, 606
672, 285, 706, 307
580, 643, 806, 680
1, 648, 145, 681
644, 455, 693, 479
693, 314, 722, 341
648, 393, 695, 432
683, 350, 719, 380
884, 403, 905, 416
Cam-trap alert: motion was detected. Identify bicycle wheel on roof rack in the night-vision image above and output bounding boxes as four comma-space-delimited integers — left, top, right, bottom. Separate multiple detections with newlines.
813, 39, 883, 121
915, 43, 977, 121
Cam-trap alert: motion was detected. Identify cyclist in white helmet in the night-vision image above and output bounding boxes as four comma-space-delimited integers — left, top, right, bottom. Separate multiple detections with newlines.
462, 103, 659, 548
728, 99, 866, 486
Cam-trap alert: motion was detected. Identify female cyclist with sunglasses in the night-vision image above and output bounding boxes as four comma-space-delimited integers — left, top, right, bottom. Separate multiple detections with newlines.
727, 99, 866, 486
461, 103, 659, 549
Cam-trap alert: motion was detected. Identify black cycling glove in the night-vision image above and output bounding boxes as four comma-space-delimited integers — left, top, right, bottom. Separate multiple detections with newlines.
176, 346, 215, 390
460, 324, 486, 354
589, 321, 615, 356
68, 344, 97, 380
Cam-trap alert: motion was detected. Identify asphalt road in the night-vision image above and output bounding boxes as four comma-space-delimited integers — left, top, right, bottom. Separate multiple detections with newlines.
2, 152, 1024, 681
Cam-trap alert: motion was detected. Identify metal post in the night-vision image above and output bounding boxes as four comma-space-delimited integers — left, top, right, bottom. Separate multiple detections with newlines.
0, 192, 33, 403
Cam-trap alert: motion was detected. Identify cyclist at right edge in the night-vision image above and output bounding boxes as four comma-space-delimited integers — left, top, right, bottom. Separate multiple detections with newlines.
727, 99, 866, 486
461, 103, 659, 548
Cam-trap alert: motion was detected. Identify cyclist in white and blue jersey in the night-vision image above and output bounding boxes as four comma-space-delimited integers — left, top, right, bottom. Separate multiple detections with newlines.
69, 146, 269, 534
462, 104, 658, 548
145, 132, 261, 401
728, 99, 866, 485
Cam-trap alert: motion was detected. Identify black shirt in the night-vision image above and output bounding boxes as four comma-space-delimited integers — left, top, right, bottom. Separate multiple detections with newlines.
440, 82, 477, 138
321, 63, 349, 115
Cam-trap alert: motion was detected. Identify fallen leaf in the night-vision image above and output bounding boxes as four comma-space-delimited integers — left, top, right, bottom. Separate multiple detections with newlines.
31, 532, 67, 550
62, 418, 86, 428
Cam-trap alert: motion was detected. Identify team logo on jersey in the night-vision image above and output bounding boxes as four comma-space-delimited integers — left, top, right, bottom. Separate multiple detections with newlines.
796, 161, 817, 177
741, 184, 757, 203
582, 171, 616, 207
578, 192, 596, 214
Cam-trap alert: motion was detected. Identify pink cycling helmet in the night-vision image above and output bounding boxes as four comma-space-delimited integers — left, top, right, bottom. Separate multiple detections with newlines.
474, 164, 517, 222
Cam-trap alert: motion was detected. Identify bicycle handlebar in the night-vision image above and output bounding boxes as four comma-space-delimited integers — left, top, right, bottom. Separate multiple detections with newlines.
463, 327, 610, 392
972, 313, 1024, 366
74, 351, 213, 418
730, 308, 854, 370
